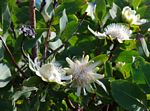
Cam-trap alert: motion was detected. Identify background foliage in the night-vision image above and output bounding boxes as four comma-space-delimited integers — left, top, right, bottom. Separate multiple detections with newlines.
0, 0, 150, 111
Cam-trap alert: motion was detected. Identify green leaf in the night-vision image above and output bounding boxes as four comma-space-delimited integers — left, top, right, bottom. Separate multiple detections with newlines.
141, 60, 150, 88
107, 0, 114, 6
111, 80, 147, 111
92, 54, 108, 63
23, 76, 42, 87
95, 0, 106, 22
131, 57, 146, 84
104, 61, 113, 77
12, 86, 38, 102
132, 57, 150, 87
119, 63, 131, 79
68, 35, 78, 46
60, 9, 68, 34
62, 0, 85, 14
0, 0, 7, 21
11, 3, 29, 24
121, 40, 136, 51
0, 64, 11, 88
0, 41, 4, 60
2, 5, 11, 33
61, 20, 78, 41
131, 0, 142, 10
115, 50, 139, 63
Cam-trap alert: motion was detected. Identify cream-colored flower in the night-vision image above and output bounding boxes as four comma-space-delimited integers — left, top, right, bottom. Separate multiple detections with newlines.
122, 6, 147, 25
65, 55, 107, 96
88, 23, 132, 43
28, 56, 72, 84
148, 28, 150, 32
86, 2, 96, 20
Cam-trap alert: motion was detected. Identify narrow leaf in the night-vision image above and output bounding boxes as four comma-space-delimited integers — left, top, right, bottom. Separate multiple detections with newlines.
60, 9, 68, 34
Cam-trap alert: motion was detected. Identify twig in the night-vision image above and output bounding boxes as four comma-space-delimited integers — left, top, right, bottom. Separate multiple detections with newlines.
43, 19, 53, 62
40, 0, 46, 12
53, 0, 58, 8
43, 0, 57, 62
29, 0, 37, 60
106, 104, 110, 111
46, 12, 87, 59
0, 36, 26, 78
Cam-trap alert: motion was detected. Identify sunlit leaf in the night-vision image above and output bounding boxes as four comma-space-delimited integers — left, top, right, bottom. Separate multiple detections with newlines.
95, 0, 106, 22
60, 9, 68, 34
0, 64, 11, 88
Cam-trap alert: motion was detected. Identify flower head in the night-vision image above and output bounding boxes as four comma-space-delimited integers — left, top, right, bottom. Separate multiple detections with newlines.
28, 56, 72, 84
65, 55, 106, 96
88, 23, 132, 43
104, 23, 132, 43
122, 6, 147, 25
19, 25, 35, 38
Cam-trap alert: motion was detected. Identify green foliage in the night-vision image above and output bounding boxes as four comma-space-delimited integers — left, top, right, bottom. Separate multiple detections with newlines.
111, 80, 147, 111
95, 0, 106, 23
0, 0, 150, 110
0, 64, 11, 88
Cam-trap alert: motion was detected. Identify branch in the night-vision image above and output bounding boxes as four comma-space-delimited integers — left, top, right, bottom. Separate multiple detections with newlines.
0, 36, 26, 78
43, 19, 53, 62
29, 0, 37, 59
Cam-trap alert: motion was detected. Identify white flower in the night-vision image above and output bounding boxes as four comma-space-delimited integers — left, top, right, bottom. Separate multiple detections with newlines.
28, 55, 72, 84
65, 55, 107, 96
85, 2, 96, 20
122, 6, 147, 25
148, 28, 150, 32
88, 23, 132, 43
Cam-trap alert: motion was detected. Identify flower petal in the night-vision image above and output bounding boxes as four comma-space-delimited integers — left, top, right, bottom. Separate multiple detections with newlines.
83, 88, 87, 95
66, 57, 74, 65
93, 73, 104, 79
88, 25, 106, 38
77, 86, 82, 96
85, 84, 94, 93
61, 75, 72, 80
96, 80, 108, 94
84, 55, 89, 63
